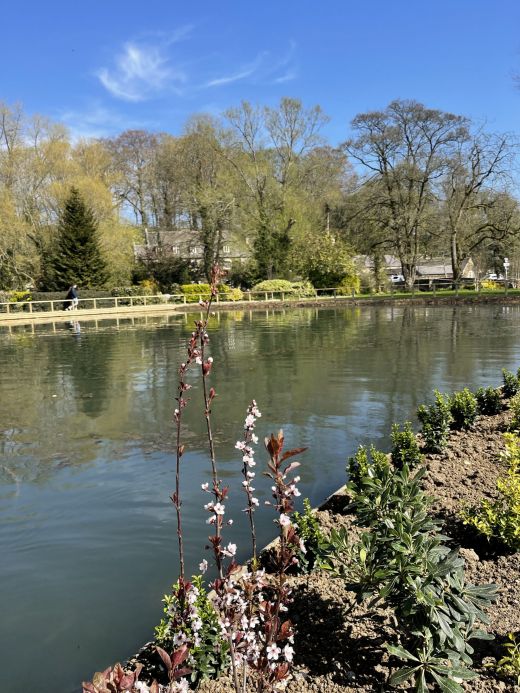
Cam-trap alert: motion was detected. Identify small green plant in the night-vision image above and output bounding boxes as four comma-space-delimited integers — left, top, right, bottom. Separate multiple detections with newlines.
475, 386, 503, 416
460, 433, 520, 551
496, 632, 520, 685
292, 498, 329, 573
347, 444, 390, 493
391, 422, 422, 469
502, 368, 520, 398
510, 393, 520, 431
450, 388, 478, 430
417, 390, 453, 452
325, 461, 497, 692
155, 575, 229, 684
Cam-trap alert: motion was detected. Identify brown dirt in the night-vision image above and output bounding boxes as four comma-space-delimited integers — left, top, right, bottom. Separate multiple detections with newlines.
135, 408, 520, 692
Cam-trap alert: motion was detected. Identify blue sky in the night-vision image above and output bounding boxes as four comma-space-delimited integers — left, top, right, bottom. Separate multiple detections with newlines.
2, 0, 520, 144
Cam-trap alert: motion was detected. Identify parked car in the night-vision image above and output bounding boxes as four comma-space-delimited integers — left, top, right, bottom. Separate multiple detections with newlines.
390, 274, 405, 283
486, 273, 504, 280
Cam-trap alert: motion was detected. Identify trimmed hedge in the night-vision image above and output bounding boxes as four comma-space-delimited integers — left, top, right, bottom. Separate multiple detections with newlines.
180, 284, 243, 303
251, 280, 316, 298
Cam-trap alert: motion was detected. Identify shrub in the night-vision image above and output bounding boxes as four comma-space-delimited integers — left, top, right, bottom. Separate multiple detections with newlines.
450, 388, 478, 430
391, 422, 422, 469
228, 260, 259, 289
179, 283, 243, 303
347, 444, 390, 494
510, 393, 520, 431
252, 279, 295, 295
289, 280, 316, 298
335, 273, 361, 296
326, 462, 497, 692
155, 575, 228, 684
476, 386, 503, 416
180, 283, 212, 303
460, 433, 520, 551
292, 498, 329, 573
502, 369, 519, 398
417, 390, 453, 453
496, 633, 520, 686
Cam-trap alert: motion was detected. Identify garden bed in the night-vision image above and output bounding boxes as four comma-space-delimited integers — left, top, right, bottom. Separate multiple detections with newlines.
125, 406, 519, 692
194, 408, 519, 692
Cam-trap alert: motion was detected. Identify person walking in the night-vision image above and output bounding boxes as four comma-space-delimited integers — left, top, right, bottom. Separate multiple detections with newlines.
64, 284, 79, 310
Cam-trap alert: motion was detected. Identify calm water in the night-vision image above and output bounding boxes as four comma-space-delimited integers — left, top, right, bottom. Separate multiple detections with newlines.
1, 304, 519, 692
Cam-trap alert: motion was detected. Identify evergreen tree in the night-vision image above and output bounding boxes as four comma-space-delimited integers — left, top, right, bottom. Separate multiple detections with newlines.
47, 188, 108, 289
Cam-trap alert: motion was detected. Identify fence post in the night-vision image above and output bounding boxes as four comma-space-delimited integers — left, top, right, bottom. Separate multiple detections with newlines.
216, 293, 220, 303
50, 300, 55, 312
93, 298, 97, 309
6, 303, 10, 314
143, 296, 147, 306
183, 295, 187, 305
455, 283, 459, 298
29, 302, 33, 313
265, 292, 268, 302
281, 292, 284, 301
130, 297, 133, 307
433, 283, 436, 298
115, 297, 119, 309
247, 291, 251, 302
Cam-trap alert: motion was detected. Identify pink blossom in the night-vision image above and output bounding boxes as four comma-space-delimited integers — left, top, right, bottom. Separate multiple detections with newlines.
279, 514, 291, 527
199, 559, 208, 573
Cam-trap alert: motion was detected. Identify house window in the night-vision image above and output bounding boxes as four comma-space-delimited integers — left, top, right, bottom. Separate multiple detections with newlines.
223, 245, 230, 254
190, 247, 198, 255
171, 246, 179, 255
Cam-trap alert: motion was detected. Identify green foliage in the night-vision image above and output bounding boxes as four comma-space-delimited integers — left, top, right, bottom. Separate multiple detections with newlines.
44, 187, 108, 290
347, 444, 390, 494
336, 273, 361, 295
460, 433, 520, 550
502, 369, 520, 398
326, 460, 497, 692
288, 280, 317, 297
296, 232, 358, 289
179, 283, 242, 303
228, 260, 259, 289
449, 388, 478, 430
252, 279, 295, 294
132, 256, 194, 290
155, 575, 228, 684
475, 387, 503, 416
8, 290, 31, 303
510, 393, 520, 431
496, 633, 520, 685
292, 498, 330, 573
391, 422, 422, 469
417, 390, 453, 453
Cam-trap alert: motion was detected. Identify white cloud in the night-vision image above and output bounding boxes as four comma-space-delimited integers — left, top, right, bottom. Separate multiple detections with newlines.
57, 104, 153, 140
97, 41, 186, 102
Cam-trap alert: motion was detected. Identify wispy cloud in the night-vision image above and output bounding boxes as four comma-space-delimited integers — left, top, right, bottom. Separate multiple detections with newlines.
203, 43, 297, 89
204, 53, 267, 88
57, 103, 154, 140
97, 30, 191, 101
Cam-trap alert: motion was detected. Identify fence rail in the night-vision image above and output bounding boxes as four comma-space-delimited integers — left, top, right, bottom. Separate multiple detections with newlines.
0, 280, 518, 315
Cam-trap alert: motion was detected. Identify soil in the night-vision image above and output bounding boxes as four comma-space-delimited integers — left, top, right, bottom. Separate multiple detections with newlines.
132, 405, 520, 692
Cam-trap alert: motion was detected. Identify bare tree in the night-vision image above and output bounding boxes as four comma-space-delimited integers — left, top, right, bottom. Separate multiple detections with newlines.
345, 100, 468, 288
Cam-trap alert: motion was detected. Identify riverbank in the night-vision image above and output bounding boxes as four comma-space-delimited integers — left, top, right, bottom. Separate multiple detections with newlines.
4, 290, 520, 327
131, 399, 519, 692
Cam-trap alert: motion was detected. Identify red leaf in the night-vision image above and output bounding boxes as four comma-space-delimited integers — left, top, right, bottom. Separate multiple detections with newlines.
274, 662, 290, 681
150, 682, 160, 693
170, 644, 189, 670
118, 674, 135, 690
173, 667, 192, 679
155, 646, 172, 671
280, 447, 307, 463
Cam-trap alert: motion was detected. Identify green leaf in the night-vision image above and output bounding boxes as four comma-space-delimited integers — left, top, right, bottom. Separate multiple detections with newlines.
430, 670, 464, 693
389, 665, 420, 686
386, 644, 420, 662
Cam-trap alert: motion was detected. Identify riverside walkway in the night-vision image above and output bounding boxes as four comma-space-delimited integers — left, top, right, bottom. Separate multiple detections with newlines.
1, 287, 520, 327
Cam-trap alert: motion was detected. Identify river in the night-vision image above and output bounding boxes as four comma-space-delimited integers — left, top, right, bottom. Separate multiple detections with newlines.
0, 304, 519, 692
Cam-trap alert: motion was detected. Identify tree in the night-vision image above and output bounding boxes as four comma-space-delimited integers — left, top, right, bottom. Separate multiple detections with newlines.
440, 132, 519, 280
345, 100, 468, 289
45, 187, 108, 289
223, 98, 329, 278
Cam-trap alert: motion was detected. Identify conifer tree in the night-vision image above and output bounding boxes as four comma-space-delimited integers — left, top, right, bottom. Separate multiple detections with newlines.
48, 188, 108, 289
